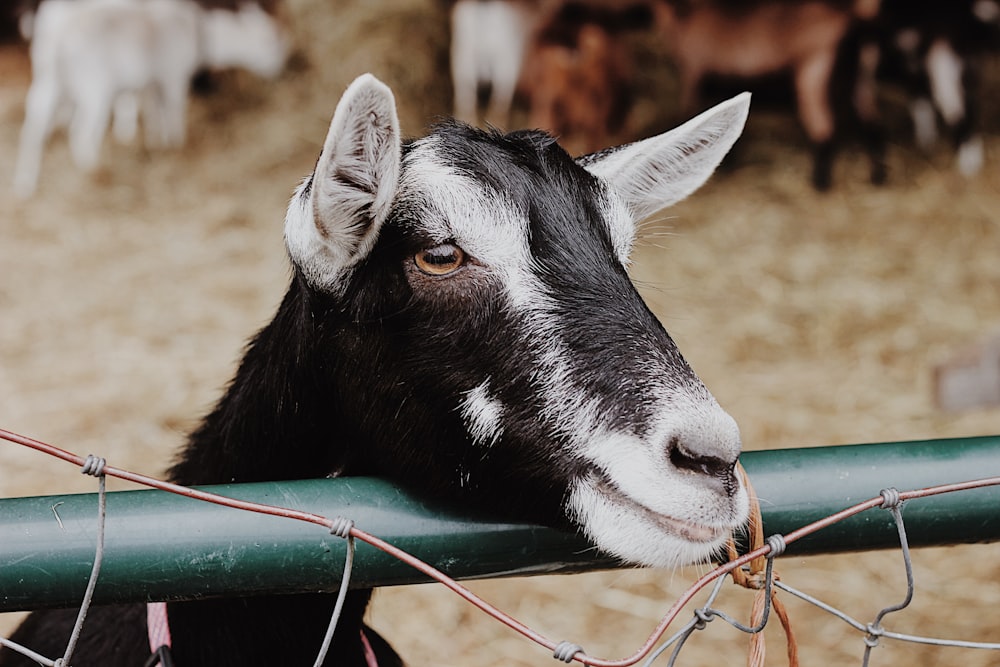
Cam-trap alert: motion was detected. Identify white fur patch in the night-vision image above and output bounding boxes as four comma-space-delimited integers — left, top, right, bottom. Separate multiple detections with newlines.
459, 380, 505, 448
600, 193, 637, 267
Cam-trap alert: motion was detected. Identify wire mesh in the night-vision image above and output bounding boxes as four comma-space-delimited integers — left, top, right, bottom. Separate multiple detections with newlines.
1, 428, 999, 667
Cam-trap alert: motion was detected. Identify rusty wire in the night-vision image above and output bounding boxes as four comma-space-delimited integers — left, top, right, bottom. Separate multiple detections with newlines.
2, 427, 1000, 667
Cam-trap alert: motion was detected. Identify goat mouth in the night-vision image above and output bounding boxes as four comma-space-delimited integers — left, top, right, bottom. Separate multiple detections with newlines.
592, 474, 727, 544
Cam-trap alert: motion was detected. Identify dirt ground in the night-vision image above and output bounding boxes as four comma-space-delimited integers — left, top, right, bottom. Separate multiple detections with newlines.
1, 1, 999, 665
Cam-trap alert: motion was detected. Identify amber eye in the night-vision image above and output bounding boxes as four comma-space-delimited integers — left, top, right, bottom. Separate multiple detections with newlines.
414, 243, 466, 276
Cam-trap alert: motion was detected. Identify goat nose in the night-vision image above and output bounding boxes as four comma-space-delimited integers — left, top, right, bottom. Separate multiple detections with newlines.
669, 439, 739, 496
666, 408, 742, 496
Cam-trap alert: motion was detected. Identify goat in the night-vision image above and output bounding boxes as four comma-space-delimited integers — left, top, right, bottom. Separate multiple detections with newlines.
521, 2, 654, 154
11, 0, 289, 198
855, 0, 1000, 176
450, 0, 552, 127
654, 0, 885, 190
12, 0, 200, 197
11, 0, 286, 40
200, 1, 288, 78
0, 74, 751, 667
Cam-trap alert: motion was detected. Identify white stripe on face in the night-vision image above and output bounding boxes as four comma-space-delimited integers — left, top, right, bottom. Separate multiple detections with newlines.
600, 192, 637, 267
399, 138, 546, 312
400, 135, 719, 449
400, 135, 746, 567
401, 137, 607, 434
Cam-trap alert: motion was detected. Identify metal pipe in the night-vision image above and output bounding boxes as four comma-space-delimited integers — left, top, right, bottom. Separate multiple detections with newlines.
1, 435, 997, 612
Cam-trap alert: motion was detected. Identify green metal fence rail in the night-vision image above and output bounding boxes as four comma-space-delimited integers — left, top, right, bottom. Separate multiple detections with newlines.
1, 435, 998, 612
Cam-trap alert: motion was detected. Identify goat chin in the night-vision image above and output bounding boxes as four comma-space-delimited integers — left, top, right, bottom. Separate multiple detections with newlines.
568, 472, 749, 569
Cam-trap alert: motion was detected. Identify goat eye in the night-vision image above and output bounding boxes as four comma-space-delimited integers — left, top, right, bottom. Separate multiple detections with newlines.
414, 243, 466, 276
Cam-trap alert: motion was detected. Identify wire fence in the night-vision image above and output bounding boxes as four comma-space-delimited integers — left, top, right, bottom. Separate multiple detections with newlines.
1, 427, 1000, 667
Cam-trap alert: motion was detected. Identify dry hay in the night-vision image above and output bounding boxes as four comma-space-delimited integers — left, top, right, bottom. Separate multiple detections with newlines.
1, 1, 999, 664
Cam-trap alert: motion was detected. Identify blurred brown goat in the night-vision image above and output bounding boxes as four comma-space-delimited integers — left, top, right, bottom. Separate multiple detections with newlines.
522, 2, 653, 154
654, 0, 884, 189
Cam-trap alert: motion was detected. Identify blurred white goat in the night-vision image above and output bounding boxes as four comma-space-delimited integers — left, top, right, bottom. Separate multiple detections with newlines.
450, 0, 547, 128
200, 1, 289, 78
12, 0, 289, 197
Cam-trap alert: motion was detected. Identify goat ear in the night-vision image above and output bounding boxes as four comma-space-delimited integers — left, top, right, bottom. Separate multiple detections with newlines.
580, 93, 750, 221
285, 74, 401, 288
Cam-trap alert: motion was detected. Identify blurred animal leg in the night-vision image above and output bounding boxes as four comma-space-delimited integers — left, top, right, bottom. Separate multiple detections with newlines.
852, 40, 887, 184
13, 79, 61, 197
795, 50, 837, 190
69, 88, 112, 171
484, 2, 532, 128
450, 0, 480, 123
112, 92, 140, 144
160, 77, 190, 148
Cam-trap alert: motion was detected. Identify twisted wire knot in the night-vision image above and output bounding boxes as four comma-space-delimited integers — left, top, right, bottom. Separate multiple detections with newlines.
879, 488, 902, 510
693, 607, 715, 629
552, 641, 584, 663
766, 533, 787, 558
865, 622, 885, 647
329, 516, 355, 539
80, 455, 106, 477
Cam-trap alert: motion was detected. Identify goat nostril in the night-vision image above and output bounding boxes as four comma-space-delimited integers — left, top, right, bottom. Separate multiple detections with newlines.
668, 438, 738, 495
